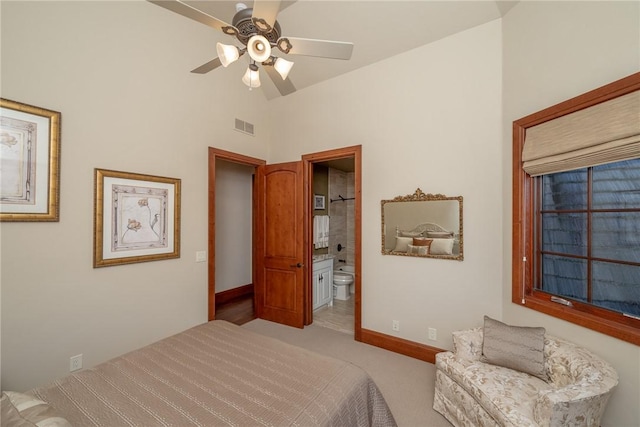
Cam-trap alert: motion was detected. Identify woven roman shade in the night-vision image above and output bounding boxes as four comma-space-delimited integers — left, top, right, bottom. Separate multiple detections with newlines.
522, 90, 640, 176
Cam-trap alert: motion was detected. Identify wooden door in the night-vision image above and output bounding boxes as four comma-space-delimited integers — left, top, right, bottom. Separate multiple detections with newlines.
255, 161, 305, 328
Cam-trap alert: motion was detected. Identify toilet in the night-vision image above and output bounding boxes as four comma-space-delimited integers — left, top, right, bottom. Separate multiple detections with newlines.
333, 265, 354, 300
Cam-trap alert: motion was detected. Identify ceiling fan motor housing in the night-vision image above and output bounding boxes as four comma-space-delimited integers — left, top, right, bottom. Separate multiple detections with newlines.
232, 7, 281, 46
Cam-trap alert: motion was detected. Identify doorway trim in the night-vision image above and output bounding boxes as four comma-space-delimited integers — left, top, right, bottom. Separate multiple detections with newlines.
207, 147, 265, 321
302, 145, 362, 341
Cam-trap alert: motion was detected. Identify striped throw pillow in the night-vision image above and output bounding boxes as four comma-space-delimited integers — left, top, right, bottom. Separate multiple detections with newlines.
480, 316, 548, 381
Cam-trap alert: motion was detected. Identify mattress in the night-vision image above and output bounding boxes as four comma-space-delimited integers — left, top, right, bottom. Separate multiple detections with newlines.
28, 320, 397, 426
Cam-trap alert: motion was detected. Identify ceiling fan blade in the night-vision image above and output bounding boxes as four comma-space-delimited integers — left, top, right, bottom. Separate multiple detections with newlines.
264, 65, 296, 96
190, 58, 222, 74
251, 0, 281, 32
148, 1, 237, 34
277, 37, 354, 60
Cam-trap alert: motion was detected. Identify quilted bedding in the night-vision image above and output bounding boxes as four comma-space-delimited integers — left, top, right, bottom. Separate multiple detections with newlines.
28, 320, 396, 426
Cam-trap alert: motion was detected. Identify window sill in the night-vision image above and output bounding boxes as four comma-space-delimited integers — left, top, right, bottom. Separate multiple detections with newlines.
513, 292, 640, 346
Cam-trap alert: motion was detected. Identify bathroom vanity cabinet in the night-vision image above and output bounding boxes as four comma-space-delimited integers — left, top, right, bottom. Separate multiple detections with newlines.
312, 258, 333, 310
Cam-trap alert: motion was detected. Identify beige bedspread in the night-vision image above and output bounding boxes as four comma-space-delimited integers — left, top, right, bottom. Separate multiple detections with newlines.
29, 320, 396, 426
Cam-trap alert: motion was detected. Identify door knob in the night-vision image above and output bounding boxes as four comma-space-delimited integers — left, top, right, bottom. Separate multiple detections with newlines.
290, 262, 304, 268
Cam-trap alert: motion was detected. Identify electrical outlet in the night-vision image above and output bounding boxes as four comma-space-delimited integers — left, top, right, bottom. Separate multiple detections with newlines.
70, 354, 83, 372
392, 320, 400, 331
428, 328, 437, 341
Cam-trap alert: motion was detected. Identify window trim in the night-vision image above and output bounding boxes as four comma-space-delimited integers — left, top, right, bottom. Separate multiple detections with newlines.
513, 72, 640, 346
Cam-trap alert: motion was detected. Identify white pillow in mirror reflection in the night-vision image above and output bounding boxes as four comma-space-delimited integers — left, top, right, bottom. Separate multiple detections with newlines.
430, 238, 454, 255
407, 244, 429, 255
393, 237, 413, 252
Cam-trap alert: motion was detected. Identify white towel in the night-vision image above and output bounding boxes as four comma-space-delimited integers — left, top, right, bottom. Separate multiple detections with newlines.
314, 215, 330, 249
321, 215, 329, 248
313, 216, 321, 248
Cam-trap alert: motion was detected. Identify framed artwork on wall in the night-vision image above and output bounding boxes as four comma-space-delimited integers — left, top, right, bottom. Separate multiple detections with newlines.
94, 168, 181, 268
314, 194, 325, 210
0, 98, 61, 221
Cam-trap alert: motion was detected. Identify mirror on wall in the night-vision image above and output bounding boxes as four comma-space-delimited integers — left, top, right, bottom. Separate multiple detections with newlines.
381, 188, 463, 260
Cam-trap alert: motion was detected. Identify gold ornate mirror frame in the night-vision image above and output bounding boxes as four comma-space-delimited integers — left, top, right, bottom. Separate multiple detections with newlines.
381, 188, 463, 260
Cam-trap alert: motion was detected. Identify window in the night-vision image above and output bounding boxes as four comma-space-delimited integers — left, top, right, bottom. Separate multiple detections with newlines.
513, 72, 640, 345
537, 160, 640, 315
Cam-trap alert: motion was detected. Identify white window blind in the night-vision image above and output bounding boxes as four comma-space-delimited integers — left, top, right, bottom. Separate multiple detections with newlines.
522, 90, 640, 176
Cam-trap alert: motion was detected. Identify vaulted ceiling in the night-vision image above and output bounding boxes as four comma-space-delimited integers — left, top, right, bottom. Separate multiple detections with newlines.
166, 1, 519, 99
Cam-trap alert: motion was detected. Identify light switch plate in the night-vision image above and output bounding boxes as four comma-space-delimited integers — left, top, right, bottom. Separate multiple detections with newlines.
70, 354, 83, 372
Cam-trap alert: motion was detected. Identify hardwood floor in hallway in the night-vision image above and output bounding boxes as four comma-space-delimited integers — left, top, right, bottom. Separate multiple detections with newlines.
215, 295, 255, 325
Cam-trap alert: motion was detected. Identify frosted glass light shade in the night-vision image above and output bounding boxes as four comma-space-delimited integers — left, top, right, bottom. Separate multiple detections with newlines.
273, 57, 294, 80
216, 42, 240, 67
242, 65, 261, 88
247, 35, 271, 63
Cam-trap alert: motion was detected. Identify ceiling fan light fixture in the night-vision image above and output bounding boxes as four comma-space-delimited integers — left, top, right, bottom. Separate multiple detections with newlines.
242, 63, 261, 89
148, 1, 354, 97
247, 35, 271, 63
216, 42, 240, 67
273, 57, 294, 80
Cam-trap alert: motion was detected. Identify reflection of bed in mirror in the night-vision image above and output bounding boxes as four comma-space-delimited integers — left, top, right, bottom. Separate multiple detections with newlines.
388, 222, 459, 256
381, 188, 463, 260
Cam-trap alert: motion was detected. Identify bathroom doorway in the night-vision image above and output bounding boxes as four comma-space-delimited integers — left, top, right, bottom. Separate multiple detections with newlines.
303, 146, 362, 340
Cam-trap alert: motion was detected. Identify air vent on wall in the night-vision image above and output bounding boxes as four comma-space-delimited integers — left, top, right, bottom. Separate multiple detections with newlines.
234, 118, 254, 136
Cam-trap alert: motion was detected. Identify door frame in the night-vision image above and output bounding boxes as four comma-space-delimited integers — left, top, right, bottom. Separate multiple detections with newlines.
207, 147, 265, 321
302, 145, 362, 341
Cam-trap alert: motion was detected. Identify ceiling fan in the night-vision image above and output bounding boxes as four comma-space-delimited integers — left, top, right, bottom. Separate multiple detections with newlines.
148, 0, 354, 96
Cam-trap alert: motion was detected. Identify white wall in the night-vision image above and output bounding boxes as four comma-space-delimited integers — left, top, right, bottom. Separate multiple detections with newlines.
501, 2, 640, 426
268, 20, 504, 345
0, 1, 270, 391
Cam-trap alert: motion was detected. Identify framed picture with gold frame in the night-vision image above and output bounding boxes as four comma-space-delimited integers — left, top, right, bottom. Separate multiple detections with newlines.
0, 98, 61, 221
94, 168, 181, 268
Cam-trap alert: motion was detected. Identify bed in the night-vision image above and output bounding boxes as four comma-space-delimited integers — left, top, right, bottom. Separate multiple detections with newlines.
390, 222, 459, 256
4, 320, 396, 426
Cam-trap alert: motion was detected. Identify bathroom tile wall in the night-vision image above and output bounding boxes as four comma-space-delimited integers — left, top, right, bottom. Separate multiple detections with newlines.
346, 171, 355, 265
328, 168, 355, 265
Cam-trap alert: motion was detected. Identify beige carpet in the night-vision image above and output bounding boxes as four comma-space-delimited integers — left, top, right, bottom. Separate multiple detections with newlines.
243, 319, 451, 427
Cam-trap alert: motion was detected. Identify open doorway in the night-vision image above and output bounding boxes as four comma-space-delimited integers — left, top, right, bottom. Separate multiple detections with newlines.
208, 148, 307, 328
309, 160, 355, 334
208, 149, 307, 328
303, 145, 362, 341
207, 148, 265, 323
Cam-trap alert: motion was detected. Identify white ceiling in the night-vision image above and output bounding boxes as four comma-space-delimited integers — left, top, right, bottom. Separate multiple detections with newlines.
176, 1, 518, 99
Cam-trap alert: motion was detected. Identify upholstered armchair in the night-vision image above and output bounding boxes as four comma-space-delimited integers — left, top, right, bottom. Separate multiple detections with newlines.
433, 320, 619, 427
